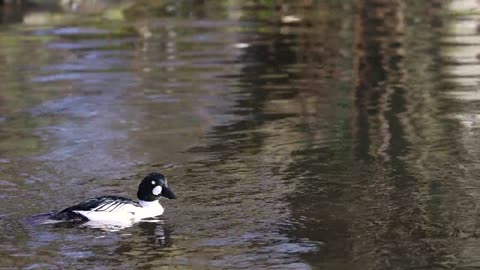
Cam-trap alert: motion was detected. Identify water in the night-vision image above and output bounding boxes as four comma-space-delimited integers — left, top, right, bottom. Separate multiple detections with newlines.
1, 0, 480, 269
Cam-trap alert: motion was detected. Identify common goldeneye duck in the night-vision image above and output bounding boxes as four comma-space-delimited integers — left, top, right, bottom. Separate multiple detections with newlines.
49, 172, 176, 223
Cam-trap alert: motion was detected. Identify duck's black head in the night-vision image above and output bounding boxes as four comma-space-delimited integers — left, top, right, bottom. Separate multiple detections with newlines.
137, 172, 177, 202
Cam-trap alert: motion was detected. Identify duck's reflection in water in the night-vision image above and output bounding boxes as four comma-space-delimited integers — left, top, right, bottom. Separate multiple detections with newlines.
81, 219, 139, 232
113, 220, 174, 264
136, 220, 172, 247
82, 218, 170, 236
24, 215, 174, 269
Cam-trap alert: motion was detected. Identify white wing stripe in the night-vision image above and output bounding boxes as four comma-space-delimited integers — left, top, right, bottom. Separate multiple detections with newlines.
90, 201, 129, 212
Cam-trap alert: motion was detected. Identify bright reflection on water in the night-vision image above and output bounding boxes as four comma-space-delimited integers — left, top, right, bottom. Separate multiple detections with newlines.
2, 0, 480, 269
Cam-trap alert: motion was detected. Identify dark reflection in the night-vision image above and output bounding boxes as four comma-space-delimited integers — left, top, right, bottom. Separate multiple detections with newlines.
281, 0, 468, 269
186, 1, 354, 268
350, 0, 433, 268
190, 39, 299, 159
0, 1, 60, 24
0, 1, 30, 23
353, 0, 408, 161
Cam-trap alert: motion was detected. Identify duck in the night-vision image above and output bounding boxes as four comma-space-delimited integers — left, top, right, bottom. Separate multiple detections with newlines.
48, 172, 176, 223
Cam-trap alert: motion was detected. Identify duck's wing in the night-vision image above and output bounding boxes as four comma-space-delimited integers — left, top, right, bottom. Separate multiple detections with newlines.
60, 196, 140, 213
50, 196, 140, 221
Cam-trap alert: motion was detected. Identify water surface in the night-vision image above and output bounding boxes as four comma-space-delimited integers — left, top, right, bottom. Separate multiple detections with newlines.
1, 0, 480, 269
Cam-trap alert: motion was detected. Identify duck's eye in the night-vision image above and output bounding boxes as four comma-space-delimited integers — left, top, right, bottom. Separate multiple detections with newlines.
152, 186, 162, 195
151, 181, 156, 185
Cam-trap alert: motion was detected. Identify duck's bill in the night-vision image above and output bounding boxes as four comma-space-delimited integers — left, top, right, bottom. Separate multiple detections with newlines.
161, 186, 177, 199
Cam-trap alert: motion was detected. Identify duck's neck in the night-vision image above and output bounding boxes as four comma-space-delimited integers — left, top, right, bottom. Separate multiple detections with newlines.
139, 200, 160, 208
137, 199, 164, 218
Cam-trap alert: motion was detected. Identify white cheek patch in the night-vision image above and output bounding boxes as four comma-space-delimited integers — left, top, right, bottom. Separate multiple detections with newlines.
152, 186, 162, 196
